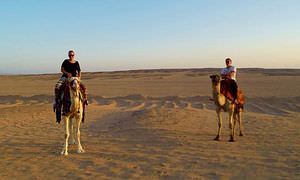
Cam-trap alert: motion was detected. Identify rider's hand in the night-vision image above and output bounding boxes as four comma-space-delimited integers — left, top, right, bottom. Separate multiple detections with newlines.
67, 73, 72, 78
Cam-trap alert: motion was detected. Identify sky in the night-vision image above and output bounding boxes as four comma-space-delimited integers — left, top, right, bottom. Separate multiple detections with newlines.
0, 0, 299, 74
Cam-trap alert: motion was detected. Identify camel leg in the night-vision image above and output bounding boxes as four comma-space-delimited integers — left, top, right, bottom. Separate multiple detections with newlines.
69, 119, 76, 145
61, 116, 70, 155
214, 109, 222, 141
238, 111, 244, 136
76, 115, 85, 153
233, 112, 239, 135
229, 108, 235, 142
233, 113, 236, 134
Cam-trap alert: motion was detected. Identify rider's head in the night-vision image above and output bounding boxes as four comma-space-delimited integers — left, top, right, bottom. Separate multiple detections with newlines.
68, 50, 75, 60
225, 58, 232, 67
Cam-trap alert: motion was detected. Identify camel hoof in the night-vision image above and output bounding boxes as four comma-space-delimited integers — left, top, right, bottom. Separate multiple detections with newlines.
77, 149, 85, 153
61, 151, 68, 156
214, 136, 220, 141
229, 138, 235, 142
239, 132, 244, 136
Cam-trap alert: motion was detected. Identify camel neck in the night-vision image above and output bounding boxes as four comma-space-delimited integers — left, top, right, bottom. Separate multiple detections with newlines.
212, 82, 225, 106
212, 83, 221, 96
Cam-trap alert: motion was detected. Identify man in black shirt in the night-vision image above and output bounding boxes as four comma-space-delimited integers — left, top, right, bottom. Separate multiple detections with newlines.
54, 50, 87, 110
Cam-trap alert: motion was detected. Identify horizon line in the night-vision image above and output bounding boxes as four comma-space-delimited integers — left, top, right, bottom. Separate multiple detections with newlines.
1, 67, 300, 76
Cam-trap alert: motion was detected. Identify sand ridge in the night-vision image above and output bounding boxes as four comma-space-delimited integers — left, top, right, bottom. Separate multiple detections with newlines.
1, 94, 300, 116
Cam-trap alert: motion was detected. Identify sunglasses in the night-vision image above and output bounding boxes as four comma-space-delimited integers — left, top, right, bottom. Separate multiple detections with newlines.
69, 54, 75, 57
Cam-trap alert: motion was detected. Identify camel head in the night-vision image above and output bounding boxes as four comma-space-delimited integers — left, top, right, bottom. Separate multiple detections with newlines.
68, 77, 80, 92
210, 74, 221, 86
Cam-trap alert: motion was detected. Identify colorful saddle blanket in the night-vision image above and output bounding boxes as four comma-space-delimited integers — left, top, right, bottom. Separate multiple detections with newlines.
55, 83, 86, 123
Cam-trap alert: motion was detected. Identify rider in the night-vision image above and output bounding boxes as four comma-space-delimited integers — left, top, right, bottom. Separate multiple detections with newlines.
54, 50, 87, 109
220, 57, 238, 104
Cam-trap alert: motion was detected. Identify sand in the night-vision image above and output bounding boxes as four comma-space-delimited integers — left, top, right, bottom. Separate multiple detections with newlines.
0, 68, 299, 179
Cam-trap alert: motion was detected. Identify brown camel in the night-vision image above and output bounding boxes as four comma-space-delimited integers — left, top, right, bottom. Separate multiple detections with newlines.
209, 75, 244, 142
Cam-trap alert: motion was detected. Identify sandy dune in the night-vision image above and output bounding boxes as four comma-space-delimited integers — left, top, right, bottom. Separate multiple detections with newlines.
0, 68, 300, 179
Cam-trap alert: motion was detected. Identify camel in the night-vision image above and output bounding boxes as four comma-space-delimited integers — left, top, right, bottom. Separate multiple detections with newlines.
209, 74, 244, 142
61, 77, 85, 155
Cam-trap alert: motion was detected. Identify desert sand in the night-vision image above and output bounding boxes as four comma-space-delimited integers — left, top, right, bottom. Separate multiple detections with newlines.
0, 68, 299, 179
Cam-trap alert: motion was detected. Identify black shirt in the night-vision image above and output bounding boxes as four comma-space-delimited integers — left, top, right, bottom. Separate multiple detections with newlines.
61, 59, 81, 78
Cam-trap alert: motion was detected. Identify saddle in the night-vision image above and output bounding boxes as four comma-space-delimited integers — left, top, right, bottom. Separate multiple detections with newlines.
55, 82, 87, 123
220, 79, 245, 108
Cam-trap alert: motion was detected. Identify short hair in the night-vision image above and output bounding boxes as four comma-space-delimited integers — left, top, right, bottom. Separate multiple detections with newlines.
68, 50, 75, 54
225, 58, 232, 62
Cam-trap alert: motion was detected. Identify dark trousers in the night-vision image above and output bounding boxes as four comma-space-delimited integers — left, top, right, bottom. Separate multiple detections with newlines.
220, 79, 238, 101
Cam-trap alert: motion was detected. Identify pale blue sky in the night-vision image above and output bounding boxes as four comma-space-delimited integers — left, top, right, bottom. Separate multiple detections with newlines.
0, 0, 299, 74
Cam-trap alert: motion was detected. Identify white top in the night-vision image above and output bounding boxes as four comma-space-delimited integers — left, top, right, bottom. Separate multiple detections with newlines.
221, 66, 237, 80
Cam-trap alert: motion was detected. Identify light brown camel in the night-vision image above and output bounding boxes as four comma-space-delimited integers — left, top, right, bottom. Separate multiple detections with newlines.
61, 77, 85, 155
209, 74, 244, 142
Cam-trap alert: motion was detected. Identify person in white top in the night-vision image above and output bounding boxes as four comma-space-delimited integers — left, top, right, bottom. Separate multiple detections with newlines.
220, 58, 238, 104
221, 58, 237, 80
